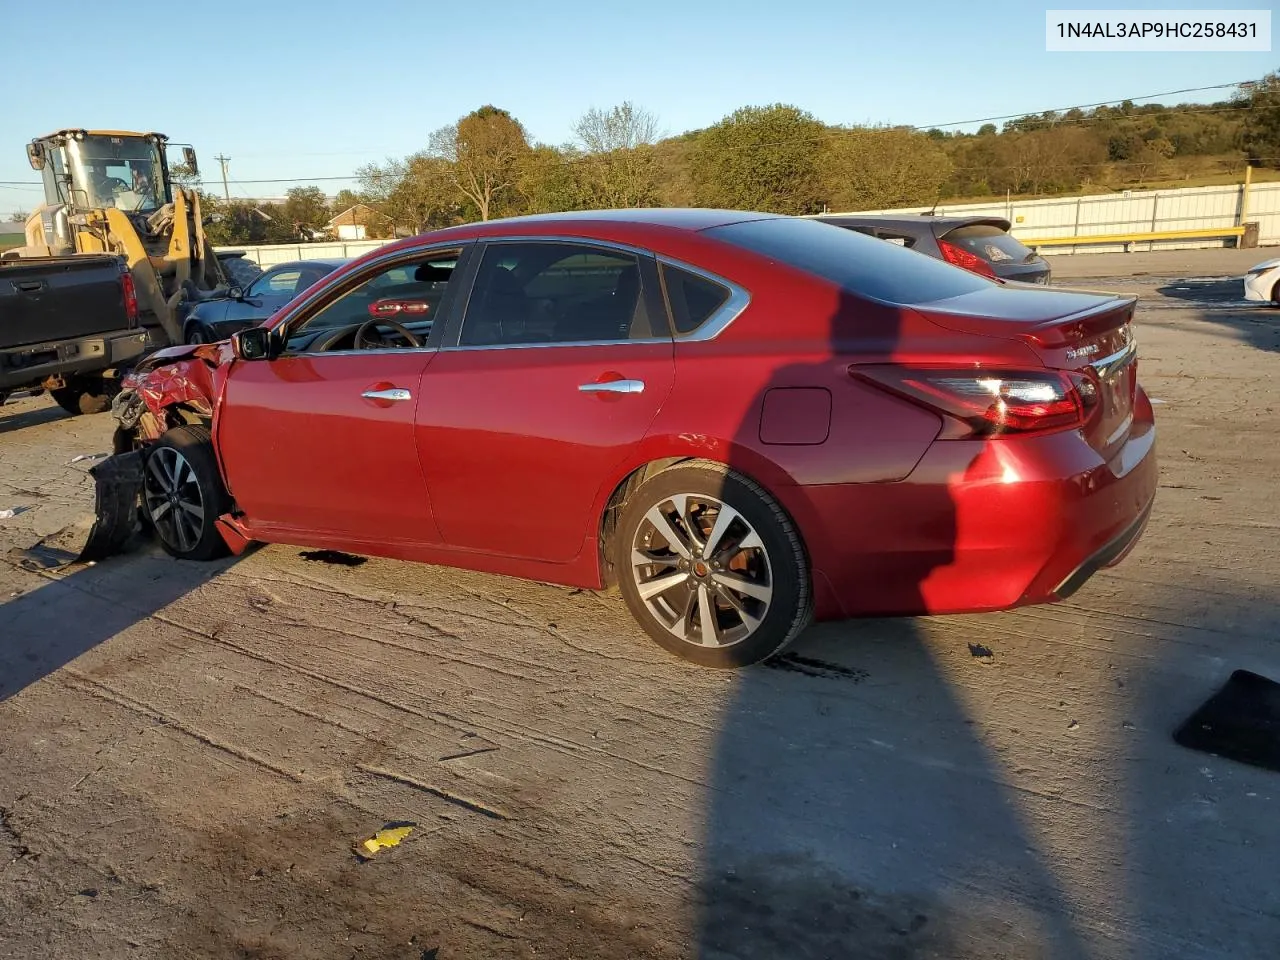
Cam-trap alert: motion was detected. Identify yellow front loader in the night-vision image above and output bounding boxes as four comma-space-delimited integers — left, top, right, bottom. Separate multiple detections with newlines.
9, 129, 227, 346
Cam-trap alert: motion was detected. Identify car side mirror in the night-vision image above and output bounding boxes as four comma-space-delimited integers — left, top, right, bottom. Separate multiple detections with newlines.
233, 326, 274, 361
182, 147, 199, 176
227, 284, 244, 301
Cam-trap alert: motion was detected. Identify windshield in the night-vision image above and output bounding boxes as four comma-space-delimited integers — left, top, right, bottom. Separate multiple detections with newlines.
68, 136, 166, 213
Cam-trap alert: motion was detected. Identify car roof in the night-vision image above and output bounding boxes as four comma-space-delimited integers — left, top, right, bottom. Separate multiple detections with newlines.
475, 208, 781, 231
815, 213, 1013, 232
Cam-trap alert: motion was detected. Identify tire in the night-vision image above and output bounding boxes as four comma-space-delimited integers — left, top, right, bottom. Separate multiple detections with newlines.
142, 425, 230, 561
1271, 279, 1280, 306
614, 460, 812, 668
50, 376, 114, 416
186, 324, 207, 345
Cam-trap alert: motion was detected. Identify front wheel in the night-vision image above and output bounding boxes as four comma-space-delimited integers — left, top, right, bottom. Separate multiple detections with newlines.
615, 461, 812, 668
142, 425, 230, 561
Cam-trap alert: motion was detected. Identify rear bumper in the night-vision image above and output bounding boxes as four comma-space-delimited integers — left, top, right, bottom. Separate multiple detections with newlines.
782, 387, 1158, 620
0, 328, 151, 391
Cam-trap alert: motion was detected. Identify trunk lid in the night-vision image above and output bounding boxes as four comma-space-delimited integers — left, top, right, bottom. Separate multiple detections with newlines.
918, 285, 1139, 459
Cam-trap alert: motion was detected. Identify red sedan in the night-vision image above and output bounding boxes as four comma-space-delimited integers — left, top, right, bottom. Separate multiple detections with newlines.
112, 209, 1157, 668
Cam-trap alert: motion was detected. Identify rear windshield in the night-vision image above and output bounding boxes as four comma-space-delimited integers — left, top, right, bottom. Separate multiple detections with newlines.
941, 224, 1035, 264
706, 217, 989, 305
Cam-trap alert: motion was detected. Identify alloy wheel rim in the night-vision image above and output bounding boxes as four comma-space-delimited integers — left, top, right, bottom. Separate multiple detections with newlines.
143, 447, 206, 552
630, 493, 773, 648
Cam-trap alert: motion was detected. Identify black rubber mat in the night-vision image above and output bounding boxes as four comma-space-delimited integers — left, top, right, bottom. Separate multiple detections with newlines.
1173, 670, 1280, 773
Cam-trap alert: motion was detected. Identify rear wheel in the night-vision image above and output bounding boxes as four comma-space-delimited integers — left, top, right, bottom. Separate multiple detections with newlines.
615, 461, 812, 668
50, 376, 115, 416
142, 425, 230, 561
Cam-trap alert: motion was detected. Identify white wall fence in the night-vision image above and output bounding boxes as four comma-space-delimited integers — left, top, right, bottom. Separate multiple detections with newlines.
216, 238, 392, 267
217, 180, 1280, 264
820, 180, 1280, 255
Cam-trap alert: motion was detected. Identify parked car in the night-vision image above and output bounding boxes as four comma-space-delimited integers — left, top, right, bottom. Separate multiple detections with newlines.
182, 258, 348, 344
815, 214, 1051, 284
1243, 257, 1280, 304
1, 253, 149, 413
111, 209, 1156, 668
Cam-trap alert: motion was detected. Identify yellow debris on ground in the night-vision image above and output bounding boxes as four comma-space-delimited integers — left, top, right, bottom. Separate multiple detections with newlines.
355, 823, 415, 860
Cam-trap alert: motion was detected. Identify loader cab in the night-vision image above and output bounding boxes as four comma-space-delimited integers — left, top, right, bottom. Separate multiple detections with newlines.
28, 130, 174, 215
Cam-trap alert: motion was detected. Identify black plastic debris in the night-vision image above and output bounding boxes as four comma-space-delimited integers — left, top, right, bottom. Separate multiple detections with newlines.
1173, 670, 1280, 773
299, 549, 368, 567
79, 451, 145, 562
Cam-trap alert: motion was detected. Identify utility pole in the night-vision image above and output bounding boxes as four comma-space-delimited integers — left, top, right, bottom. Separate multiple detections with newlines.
214, 155, 231, 201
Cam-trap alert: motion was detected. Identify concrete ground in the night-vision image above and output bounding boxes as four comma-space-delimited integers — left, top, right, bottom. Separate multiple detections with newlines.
1, 249, 1278, 959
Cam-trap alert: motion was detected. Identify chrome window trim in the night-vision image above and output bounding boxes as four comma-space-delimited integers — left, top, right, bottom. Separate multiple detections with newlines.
438, 337, 669, 354
439, 235, 751, 353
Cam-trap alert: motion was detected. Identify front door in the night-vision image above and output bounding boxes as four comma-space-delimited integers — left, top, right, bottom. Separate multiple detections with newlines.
416, 240, 675, 563
217, 351, 438, 545
215, 247, 467, 547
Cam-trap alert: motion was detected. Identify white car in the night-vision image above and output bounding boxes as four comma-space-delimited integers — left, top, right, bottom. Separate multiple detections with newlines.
1243, 258, 1280, 304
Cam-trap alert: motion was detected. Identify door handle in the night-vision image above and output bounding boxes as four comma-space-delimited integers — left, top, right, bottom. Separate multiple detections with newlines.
14, 280, 45, 293
361, 387, 412, 401
578, 379, 645, 395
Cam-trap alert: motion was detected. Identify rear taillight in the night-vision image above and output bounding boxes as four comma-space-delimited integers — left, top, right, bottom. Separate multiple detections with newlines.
851, 365, 1099, 437
938, 239, 996, 279
121, 270, 138, 321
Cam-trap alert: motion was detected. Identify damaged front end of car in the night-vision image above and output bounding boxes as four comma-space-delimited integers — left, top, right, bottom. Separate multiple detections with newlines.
81, 341, 234, 562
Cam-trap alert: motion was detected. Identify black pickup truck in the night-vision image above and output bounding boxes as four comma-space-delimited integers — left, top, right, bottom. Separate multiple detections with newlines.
0, 254, 151, 415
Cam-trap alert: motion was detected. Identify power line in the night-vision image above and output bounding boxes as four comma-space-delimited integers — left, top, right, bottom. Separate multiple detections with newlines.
910, 80, 1249, 130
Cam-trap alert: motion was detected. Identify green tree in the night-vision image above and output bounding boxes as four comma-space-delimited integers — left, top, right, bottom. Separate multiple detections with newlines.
428, 105, 531, 220
283, 186, 331, 238
330, 188, 365, 215
821, 127, 953, 211
359, 153, 465, 233
690, 104, 826, 214
1242, 72, 1280, 168
204, 201, 295, 245
517, 145, 589, 214
169, 161, 202, 192
572, 102, 663, 208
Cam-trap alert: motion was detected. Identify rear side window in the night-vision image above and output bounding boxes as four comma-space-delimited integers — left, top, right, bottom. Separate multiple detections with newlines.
661, 263, 730, 335
940, 224, 1035, 264
708, 217, 989, 305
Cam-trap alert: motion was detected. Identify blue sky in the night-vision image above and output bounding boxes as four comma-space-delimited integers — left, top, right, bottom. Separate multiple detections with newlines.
1, 0, 1273, 216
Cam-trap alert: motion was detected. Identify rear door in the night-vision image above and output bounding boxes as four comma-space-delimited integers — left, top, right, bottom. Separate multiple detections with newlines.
415, 239, 675, 562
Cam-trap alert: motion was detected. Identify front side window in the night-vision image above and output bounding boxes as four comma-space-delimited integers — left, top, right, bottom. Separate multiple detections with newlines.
459, 242, 658, 347
283, 253, 458, 352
